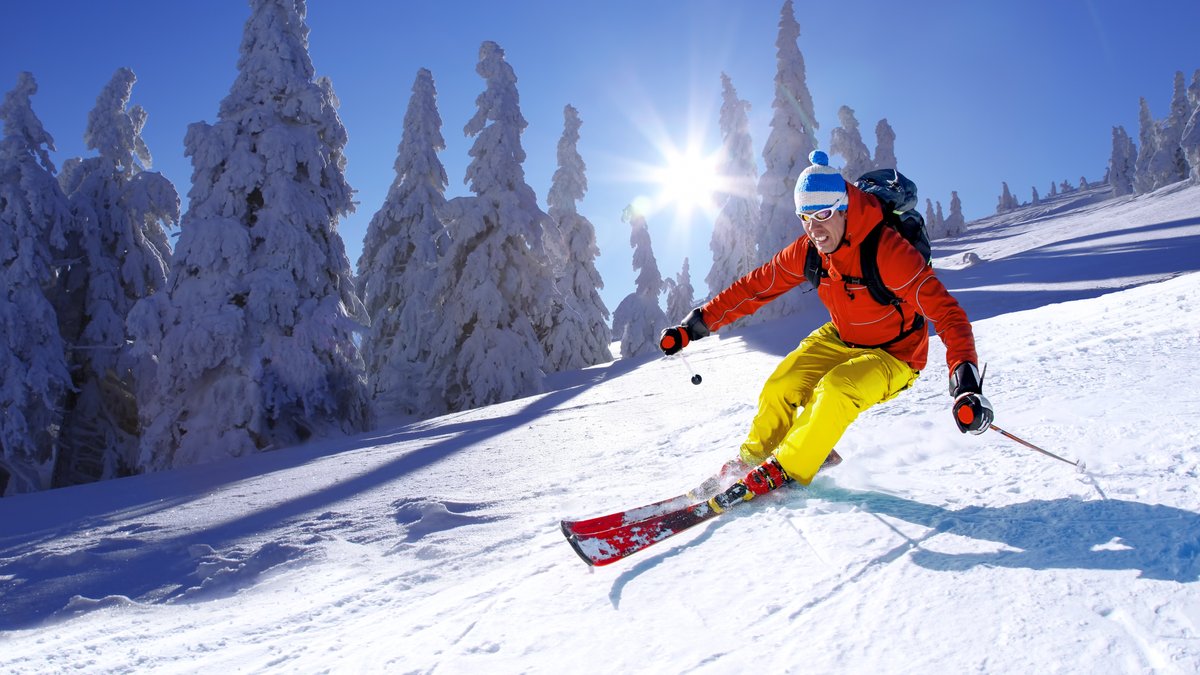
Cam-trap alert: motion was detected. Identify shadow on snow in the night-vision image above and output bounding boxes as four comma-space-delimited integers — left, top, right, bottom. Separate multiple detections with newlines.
0, 354, 645, 630
813, 484, 1200, 583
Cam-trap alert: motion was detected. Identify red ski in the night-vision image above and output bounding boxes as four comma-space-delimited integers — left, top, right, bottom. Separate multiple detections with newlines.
561, 489, 704, 537
561, 482, 752, 566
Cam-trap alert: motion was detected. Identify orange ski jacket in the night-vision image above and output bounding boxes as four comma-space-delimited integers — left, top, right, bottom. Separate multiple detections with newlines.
700, 184, 977, 374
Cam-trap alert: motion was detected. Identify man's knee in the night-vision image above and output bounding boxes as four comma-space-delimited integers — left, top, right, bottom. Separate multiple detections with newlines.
813, 371, 871, 411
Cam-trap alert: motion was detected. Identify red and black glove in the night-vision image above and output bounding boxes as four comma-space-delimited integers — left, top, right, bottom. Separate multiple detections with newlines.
950, 362, 994, 434
658, 307, 711, 356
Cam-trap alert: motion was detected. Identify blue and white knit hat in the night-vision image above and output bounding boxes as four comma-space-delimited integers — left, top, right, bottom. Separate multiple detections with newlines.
793, 150, 848, 215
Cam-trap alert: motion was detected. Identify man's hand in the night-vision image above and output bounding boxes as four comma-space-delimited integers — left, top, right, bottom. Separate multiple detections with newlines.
659, 326, 689, 355
950, 362, 992, 434
658, 307, 710, 356
953, 392, 994, 434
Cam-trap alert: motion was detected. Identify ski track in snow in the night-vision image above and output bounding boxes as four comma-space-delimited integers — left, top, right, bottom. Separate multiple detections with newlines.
2, 184, 1200, 672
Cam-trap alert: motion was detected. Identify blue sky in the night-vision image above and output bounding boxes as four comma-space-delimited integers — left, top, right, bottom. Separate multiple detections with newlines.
3, 0, 1198, 316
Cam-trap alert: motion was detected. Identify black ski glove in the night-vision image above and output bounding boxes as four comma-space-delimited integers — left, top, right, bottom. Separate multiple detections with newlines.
659, 307, 711, 356
949, 362, 993, 434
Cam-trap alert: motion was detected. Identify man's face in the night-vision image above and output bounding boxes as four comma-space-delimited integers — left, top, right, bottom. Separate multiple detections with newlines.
803, 209, 847, 254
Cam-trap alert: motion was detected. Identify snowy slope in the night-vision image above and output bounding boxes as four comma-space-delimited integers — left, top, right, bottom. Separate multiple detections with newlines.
2, 185, 1200, 673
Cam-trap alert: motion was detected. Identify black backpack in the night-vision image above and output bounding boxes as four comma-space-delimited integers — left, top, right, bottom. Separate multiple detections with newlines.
802, 168, 932, 347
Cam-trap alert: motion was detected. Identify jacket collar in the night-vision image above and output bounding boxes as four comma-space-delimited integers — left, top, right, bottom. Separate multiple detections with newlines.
825, 183, 884, 272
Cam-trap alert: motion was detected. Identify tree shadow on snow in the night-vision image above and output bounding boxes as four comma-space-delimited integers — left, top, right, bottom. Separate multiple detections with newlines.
938, 216, 1200, 322
812, 484, 1200, 583
0, 355, 646, 630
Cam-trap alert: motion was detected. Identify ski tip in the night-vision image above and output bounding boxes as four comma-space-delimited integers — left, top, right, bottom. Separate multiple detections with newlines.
560, 523, 598, 567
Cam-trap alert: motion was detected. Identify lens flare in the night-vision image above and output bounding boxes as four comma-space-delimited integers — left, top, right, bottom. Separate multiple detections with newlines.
651, 144, 724, 221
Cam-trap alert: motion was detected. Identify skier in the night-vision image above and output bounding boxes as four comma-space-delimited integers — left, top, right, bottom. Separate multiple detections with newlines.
660, 151, 993, 499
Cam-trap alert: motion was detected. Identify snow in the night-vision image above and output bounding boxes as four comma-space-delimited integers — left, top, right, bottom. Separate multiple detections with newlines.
3, 184, 1200, 671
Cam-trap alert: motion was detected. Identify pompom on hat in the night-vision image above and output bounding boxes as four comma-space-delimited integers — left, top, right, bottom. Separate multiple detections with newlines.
793, 150, 848, 215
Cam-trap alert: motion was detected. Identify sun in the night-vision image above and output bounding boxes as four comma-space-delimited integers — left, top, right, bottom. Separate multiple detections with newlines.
651, 144, 724, 223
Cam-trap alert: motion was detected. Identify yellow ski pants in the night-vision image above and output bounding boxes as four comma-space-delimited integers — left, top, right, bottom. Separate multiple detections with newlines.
739, 322, 920, 485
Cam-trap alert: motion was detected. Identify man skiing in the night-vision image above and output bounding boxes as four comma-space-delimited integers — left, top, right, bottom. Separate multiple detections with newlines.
659, 150, 993, 501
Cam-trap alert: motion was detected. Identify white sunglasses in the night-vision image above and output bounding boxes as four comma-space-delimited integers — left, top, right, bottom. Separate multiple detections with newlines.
799, 197, 843, 224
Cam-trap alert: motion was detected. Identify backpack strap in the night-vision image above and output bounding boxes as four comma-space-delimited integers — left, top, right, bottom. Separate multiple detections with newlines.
854, 225, 890, 305
803, 240, 824, 289
839, 314, 926, 350
803, 224, 895, 305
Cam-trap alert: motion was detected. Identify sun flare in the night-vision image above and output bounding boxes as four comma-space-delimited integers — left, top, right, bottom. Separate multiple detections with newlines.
651, 145, 724, 223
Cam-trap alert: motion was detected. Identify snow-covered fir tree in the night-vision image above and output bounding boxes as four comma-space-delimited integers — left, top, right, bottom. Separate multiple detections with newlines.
1031, 186, 1041, 206
1133, 97, 1158, 194
706, 73, 758, 301
611, 206, 667, 359
0, 73, 73, 495
996, 181, 1018, 213
1109, 125, 1137, 197
427, 41, 553, 411
1049, 180, 1058, 197
543, 104, 612, 372
935, 201, 947, 236
126, 0, 371, 471
667, 257, 696, 324
1145, 71, 1191, 189
665, 257, 696, 324
829, 106, 872, 182
52, 67, 178, 485
944, 192, 965, 237
873, 119, 897, 170
357, 68, 448, 418
923, 199, 938, 239
755, 0, 819, 318
1183, 104, 1200, 183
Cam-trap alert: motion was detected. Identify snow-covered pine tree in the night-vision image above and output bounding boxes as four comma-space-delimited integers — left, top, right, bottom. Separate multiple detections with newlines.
1031, 186, 1041, 206
1133, 97, 1158, 194
1049, 180, 1058, 197
611, 206, 667, 359
544, 104, 612, 372
944, 192, 965, 236
427, 41, 552, 411
1146, 71, 1191, 189
936, 201, 947, 235
997, 182, 1017, 213
873, 119, 897, 170
666, 257, 695, 324
755, 0, 819, 318
357, 68, 448, 418
923, 199, 939, 239
829, 106, 872, 182
1183, 105, 1200, 184
0, 73, 73, 495
52, 67, 178, 485
706, 73, 758, 302
1108, 125, 1137, 196
126, 0, 370, 471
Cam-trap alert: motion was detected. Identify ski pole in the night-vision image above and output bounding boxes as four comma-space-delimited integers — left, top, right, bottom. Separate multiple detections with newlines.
989, 423, 1086, 472
675, 353, 703, 385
